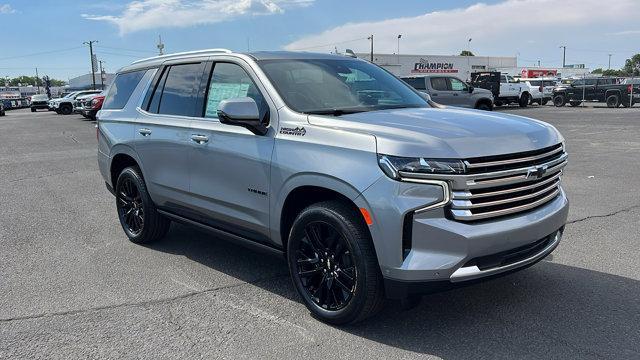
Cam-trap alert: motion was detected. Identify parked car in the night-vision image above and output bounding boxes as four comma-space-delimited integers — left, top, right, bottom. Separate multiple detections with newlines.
81, 93, 105, 120
98, 50, 568, 324
401, 75, 494, 110
470, 72, 531, 107
30, 94, 50, 112
553, 77, 640, 108
73, 92, 103, 117
519, 78, 555, 105
49, 90, 102, 115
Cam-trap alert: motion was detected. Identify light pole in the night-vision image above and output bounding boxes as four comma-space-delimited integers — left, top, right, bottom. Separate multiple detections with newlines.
367, 35, 374, 62
559, 45, 566, 68
608, 54, 612, 70
397, 34, 402, 64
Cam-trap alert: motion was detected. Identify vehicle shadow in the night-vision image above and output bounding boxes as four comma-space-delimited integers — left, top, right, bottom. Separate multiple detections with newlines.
148, 223, 639, 358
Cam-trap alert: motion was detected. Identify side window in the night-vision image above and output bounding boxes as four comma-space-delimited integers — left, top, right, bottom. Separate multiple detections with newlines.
585, 79, 597, 86
402, 78, 426, 90
103, 70, 146, 110
156, 62, 206, 117
530, 80, 541, 87
430, 77, 448, 91
147, 68, 168, 113
204, 62, 268, 121
500, 75, 507, 83
449, 78, 467, 91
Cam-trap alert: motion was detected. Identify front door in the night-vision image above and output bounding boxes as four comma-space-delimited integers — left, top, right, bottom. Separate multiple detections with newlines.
188, 60, 275, 244
447, 77, 471, 107
429, 77, 455, 105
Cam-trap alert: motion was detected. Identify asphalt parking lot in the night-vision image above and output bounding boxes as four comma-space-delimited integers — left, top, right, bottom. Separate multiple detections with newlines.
1, 105, 638, 359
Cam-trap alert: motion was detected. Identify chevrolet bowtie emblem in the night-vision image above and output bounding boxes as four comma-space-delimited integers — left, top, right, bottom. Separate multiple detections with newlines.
526, 165, 548, 179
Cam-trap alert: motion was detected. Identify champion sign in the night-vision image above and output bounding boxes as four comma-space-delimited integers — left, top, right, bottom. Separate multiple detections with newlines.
412, 58, 458, 73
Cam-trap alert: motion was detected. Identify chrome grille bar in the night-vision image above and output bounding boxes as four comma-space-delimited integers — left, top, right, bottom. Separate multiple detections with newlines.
464, 145, 563, 169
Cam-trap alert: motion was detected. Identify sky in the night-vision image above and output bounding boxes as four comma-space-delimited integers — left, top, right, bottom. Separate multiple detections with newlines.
0, 0, 639, 81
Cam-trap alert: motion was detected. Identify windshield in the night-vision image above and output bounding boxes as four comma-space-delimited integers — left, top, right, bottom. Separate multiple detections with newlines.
63, 92, 77, 98
258, 58, 428, 114
32, 95, 48, 101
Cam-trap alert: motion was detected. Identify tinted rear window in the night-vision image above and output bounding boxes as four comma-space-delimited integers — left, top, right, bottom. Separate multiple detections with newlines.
402, 78, 426, 90
156, 63, 206, 117
103, 70, 146, 110
430, 77, 448, 91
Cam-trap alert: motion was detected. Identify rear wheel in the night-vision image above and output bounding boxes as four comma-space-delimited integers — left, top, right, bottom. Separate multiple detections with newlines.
606, 94, 620, 108
31, 108, 36, 112
569, 100, 581, 107
553, 95, 566, 107
115, 166, 170, 244
287, 201, 384, 324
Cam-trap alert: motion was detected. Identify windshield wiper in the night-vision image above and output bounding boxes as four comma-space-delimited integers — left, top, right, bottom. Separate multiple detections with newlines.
305, 108, 369, 116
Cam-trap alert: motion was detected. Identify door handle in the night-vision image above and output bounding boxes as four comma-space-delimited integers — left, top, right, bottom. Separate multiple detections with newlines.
139, 128, 152, 136
191, 134, 209, 144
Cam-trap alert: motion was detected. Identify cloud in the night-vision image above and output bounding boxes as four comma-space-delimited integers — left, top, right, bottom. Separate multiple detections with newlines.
609, 29, 640, 36
0, 4, 16, 14
284, 0, 640, 57
83, 0, 313, 35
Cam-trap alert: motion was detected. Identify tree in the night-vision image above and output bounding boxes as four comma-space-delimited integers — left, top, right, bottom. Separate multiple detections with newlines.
460, 50, 475, 56
0, 75, 66, 87
622, 53, 640, 76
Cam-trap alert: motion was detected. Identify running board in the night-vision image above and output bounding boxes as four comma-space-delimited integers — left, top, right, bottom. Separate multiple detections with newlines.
157, 209, 285, 258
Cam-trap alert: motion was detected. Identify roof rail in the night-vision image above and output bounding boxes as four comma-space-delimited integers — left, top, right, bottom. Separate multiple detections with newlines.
132, 48, 233, 64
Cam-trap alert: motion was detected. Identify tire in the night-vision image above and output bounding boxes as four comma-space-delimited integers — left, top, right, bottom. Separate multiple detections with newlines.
569, 101, 581, 107
115, 166, 170, 244
287, 200, 385, 325
606, 94, 620, 108
553, 95, 565, 107
31, 108, 36, 112
519, 93, 529, 107
494, 100, 503, 107
621, 99, 634, 108
475, 102, 492, 111
60, 104, 73, 115
541, 99, 549, 106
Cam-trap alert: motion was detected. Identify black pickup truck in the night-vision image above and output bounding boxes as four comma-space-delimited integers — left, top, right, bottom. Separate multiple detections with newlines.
553, 77, 639, 108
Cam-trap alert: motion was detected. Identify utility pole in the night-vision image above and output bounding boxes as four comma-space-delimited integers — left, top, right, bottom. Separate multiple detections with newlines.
367, 35, 374, 62
397, 34, 402, 64
608, 54, 612, 70
83, 40, 98, 90
157, 35, 165, 56
559, 45, 566, 68
35, 68, 40, 94
99, 60, 105, 89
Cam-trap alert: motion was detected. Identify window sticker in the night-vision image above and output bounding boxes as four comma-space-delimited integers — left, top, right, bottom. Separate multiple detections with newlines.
206, 83, 250, 118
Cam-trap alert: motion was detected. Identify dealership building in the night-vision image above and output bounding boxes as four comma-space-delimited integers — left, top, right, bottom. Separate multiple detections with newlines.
357, 53, 590, 79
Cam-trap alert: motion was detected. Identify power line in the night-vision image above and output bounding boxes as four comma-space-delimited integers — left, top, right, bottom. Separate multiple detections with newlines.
0, 46, 84, 61
290, 37, 369, 51
95, 45, 156, 54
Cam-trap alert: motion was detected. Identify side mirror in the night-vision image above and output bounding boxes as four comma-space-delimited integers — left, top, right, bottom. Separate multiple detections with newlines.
217, 97, 267, 136
419, 91, 432, 102
468, 86, 474, 93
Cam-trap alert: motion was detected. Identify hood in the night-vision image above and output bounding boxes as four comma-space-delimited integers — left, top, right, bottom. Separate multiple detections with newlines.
308, 107, 563, 158
473, 87, 493, 96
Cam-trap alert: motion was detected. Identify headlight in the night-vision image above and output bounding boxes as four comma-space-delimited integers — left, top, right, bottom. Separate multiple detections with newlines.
378, 154, 465, 180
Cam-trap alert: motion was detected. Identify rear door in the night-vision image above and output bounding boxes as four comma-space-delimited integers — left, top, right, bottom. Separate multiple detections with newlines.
135, 60, 208, 212
187, 59, 276, 244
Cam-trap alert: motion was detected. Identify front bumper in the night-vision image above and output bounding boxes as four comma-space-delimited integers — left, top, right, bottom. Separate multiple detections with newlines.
357, 175, 569, 298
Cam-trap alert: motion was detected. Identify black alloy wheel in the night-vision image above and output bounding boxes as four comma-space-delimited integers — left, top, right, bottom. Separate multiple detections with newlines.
293, 220, 357, 311
117, 177, 145, 237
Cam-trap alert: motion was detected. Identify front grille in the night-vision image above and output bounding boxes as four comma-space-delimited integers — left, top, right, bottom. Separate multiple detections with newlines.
449, 144, 567, 221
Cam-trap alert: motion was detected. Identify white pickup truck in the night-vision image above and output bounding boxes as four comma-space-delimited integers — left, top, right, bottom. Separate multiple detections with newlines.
470, 72, 531, 107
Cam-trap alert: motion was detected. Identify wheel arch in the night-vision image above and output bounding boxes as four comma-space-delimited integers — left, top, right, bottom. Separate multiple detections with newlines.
474, 97, 493, 109
108, 145, 144, 188
273, 174, 374, 251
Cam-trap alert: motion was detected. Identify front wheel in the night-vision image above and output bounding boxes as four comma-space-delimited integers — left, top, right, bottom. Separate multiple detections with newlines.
553, 95, 566, 107
519, 93, 529, 107
287, 201, 385, 324
475, 102, 492, 111
115, 166, 170, 244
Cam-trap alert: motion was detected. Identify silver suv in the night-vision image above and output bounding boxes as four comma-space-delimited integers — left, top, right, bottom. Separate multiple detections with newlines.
98, 50, 569, 324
